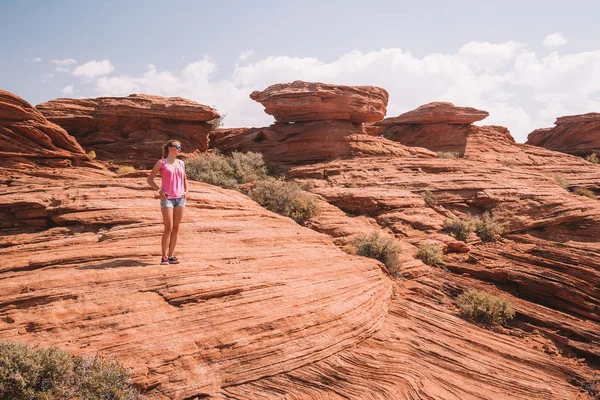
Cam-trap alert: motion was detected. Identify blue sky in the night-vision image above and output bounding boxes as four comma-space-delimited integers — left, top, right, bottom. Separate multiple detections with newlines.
2, 0, 600, 141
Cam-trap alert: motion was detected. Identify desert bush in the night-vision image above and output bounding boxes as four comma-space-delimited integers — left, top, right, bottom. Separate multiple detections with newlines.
420, 190, 436, 207
116, 165, 135, 175
573, 187, 595, 199
584, 152, 599, 164
415, 243, 443, 266
352, 232, 400, 274
443, 217, 475, 242
0, 341, 143, 400
247, 179, 317, 224
552, 174, 568, 189
70, 355, 143, 400
437, 151, 459, 159
186, 151, 268, 189
473, 212, 506, 243
457, 289, 515, 325
86, 150, 97, 160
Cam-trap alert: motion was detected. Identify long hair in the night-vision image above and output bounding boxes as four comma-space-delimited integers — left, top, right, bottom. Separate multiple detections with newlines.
162, 140, 180, 158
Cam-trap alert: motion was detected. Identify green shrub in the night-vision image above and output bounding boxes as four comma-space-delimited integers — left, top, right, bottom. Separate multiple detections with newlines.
574, 187, 595, 199
71, 355, 143, 400
552, 174, 568, 189
457, 289, 515, 325
186, 151, 268, 189
443, 217, 475, 242
584, 152, 599, 164
86, 150, 96, 160
0, 341, 143, 400
437, 151, 459, 159
415, 243, 443, 266
420, 190, 436, 207
352, 232, 400, 274
473, 212, 506, 243
247, 179, 317, 224
116, 165, 135, 175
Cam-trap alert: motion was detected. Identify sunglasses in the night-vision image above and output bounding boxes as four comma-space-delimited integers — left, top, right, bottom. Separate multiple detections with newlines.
171, 145, 181, 150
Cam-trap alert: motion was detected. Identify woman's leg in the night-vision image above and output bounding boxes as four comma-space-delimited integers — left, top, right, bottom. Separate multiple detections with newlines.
161, 207, 174, 257
168, 206, 184, 257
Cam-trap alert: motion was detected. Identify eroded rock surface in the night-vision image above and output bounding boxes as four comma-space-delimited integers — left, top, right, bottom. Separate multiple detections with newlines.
379, 101, 489, 125
250, 81, 389, 123
526, 112, 600, 157
0, 90, 90, 168
37, 95, 219, 168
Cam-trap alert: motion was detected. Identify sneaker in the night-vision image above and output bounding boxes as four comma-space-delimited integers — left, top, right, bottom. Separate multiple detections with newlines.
168, 256, 180, 264
160, 256, 169, 265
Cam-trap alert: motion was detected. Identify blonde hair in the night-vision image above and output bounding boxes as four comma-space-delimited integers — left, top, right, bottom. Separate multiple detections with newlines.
162, 140, 180, 158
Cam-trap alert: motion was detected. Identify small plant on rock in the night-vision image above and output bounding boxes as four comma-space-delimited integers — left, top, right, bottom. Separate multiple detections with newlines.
247, 179, 317, 224
457, 289, 515, 326
473, 212, 506, 243
415, 243, 443, 266
443, 217, 475, 242
574, 187, 596, 199
352, 232, 400, 275
584, 152, 599, 164
420, 190, 437, 207
86, 150, 97, 160
116, 165, 135, 175
186, 151, 268, 189
552, 174, 568, 190
0, 341, 144, 400
437, 151, 460, 159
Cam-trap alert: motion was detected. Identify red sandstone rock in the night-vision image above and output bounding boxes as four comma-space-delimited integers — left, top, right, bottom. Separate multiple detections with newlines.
526, 112, 600, 157
378, 102, 489, 125
0, 90, 90, 167
250, 81, 388, 123
212, 120, 434, 165
37, 95, 219, 168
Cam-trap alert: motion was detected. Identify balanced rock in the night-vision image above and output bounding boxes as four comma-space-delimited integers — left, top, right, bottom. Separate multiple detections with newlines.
377, 102, 489, 125
526, 112, 600, 157
37, 95, 219, 168
250, 81, 388, 123
0, 89, 89, 168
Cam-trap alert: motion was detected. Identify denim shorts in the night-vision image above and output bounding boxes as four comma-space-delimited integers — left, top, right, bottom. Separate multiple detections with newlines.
160, 197, 186, 209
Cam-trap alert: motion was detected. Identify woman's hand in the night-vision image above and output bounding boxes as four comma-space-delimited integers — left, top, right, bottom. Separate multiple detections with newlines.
159, 189, 168, 201
183, 191, 189, 199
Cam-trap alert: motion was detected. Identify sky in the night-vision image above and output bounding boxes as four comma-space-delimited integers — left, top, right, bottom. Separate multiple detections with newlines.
2, 0, 600, 142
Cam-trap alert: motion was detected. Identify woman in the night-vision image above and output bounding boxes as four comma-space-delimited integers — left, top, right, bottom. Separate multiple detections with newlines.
147, 139, 188, 265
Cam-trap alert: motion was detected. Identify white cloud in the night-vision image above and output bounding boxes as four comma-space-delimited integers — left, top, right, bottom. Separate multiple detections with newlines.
239, 50, 254, 61
62, 85, 75, 95
73, 59, 115, 79
82, 41, 600, 142
543, 33, 567, 48
55, 67, 70, 73
33, 57, 41, 63
52, 58, 78, 65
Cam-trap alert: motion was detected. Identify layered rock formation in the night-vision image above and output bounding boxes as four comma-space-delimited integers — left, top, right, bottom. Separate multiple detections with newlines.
250, 80, 389, 123
3, 85, 600, 399
0, 90, 90, 168
213, 81, 435, 164
526, 112, 600, 157
375, 102, 494, 156
37, 94, 219, 168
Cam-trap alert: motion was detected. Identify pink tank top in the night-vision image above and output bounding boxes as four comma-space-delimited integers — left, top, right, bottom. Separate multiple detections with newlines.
160, 158, 185, 199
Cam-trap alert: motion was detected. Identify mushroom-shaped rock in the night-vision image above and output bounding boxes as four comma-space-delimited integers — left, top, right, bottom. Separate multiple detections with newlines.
250, 81, 388, 123
0, 89, 89, 168
526, 112, 600, 156
378, 102, 489, 125
37, 95, 219, 168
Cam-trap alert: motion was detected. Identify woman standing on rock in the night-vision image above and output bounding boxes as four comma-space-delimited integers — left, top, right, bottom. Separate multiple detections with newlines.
147, 139, 188, 265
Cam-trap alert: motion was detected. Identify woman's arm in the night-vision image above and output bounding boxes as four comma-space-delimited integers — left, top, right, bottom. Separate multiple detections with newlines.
183, 160, 189, 197
147, 160, 167, 200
